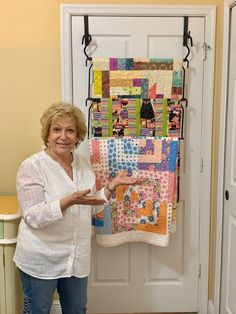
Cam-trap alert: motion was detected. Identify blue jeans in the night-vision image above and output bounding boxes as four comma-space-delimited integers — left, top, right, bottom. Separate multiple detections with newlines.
19, 269, 88, 314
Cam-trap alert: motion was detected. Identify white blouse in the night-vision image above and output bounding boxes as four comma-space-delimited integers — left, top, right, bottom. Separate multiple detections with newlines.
13, 150, 106, 279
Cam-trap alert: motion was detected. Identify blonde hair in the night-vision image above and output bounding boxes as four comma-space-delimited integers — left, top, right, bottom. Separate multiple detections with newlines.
40, 102, 87, 147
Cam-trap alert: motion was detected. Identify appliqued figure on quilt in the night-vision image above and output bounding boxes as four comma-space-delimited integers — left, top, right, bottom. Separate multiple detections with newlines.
90, 137, 179, 247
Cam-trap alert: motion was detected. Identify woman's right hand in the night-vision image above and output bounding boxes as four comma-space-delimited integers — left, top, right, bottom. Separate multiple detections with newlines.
60, 189, 106, 211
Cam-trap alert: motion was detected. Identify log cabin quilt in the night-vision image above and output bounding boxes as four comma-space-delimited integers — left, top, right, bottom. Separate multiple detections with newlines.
92, 58, 183, 100
90, 137, 179, 247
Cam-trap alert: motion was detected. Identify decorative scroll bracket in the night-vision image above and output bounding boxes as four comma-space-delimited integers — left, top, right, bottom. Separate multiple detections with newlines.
81, 15, 92, 66
183, 16, 193, 68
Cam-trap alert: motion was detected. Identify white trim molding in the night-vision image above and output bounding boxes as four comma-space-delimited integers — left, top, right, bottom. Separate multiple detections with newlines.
60, 5, 216, 314
0, 212, 21, 220
0, 238, 17, 245
214, 1, 236, 313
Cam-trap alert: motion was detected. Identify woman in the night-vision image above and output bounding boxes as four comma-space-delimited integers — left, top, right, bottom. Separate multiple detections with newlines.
14, 102, 143, 314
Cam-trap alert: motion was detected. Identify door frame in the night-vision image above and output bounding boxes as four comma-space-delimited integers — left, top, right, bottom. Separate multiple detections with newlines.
60, 5, 216, 314
214, 0, 236, 313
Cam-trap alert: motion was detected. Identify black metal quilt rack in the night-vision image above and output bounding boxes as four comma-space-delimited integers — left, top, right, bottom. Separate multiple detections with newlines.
82, 15, 193, 140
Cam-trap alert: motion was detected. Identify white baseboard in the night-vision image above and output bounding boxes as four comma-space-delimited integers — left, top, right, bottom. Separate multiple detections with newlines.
50, 300, 62, 314
208, 299, 215, 314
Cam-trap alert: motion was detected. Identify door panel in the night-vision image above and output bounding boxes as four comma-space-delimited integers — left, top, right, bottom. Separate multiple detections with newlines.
71, 15, 204, 313
221, 5, 236, 312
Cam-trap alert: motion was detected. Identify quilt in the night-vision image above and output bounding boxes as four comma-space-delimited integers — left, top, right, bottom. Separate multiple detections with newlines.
91, 98, 182, 138
90, 137, 179, 247
92, 58, 183, 99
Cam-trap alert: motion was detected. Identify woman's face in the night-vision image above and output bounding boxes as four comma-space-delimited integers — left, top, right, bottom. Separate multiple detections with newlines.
47, 116, 78, 156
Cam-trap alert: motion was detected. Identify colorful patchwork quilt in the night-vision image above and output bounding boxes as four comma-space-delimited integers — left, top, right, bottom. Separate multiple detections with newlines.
90, 137, 179, 247
92, 58, 183, 99
91, 98, 182, 138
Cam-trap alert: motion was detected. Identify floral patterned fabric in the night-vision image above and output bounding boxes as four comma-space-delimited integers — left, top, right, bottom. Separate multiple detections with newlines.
90, 137, 179, 247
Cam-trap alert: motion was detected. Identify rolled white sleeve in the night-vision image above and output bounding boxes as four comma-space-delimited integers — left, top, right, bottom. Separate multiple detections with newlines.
17, 160, 63, 228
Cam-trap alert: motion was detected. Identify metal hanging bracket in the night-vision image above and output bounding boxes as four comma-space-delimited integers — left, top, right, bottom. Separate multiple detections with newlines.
183, 16, 193, 68
81, 15, 94, 111
81, 15, 92, 66
180, 16, 193, 140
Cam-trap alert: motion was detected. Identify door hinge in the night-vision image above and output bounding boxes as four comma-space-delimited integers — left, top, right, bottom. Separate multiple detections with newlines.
202, 42, 211, 61
198, 263, 201, 278
200, 158, 204, 173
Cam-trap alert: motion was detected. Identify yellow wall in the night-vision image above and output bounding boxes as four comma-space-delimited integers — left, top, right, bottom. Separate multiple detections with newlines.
0, 0, 223, 302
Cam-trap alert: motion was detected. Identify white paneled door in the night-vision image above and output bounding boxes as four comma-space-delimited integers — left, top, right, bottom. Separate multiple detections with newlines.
61, 5, 215, 313
220, 3, 236, 314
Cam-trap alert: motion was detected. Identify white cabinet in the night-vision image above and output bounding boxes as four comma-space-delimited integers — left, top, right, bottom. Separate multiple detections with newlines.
0, 196, 22, 314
